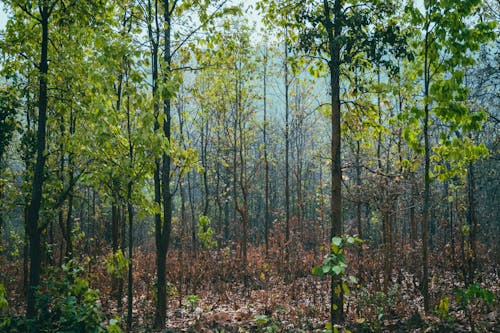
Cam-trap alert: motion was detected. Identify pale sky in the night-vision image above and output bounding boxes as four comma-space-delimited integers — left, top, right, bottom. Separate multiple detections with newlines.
0, 6, 7, 30
0, 1, 424, 31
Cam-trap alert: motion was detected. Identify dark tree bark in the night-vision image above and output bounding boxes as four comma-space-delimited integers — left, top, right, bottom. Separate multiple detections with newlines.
215, 131, 223, 248
263, 46, 270, 257
154, 0, 175, 327
27, 2, 54, 318
284, 27, 291, 265
64, 107, 75, 260
111, 194, 122, 309
422, 8, 431, 312
126, 152, 134, 330
355, 140, 363, 274
410, 182, 417, 245
466, 160, 477, 287
322, 0, 344, 324
201, 119, 210, 216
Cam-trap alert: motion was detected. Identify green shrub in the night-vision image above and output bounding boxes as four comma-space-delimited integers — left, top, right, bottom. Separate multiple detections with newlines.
0, 283, 10, 327
0, 260, 122, 332
253, 314, 280, 332
197, 215, 216, 249
185, 294, 200, 312
105, 249, 129, 279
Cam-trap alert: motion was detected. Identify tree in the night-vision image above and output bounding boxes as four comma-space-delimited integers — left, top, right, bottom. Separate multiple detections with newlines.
140, 0, 237, 326
0, 86, 18, 250
1, 0, 121, 319
406, 0, 496, 312
259, 0, 407, 324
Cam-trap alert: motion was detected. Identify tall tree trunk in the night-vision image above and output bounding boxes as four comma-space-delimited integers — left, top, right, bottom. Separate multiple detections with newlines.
410, 182, 417, 245
466, 161, 477, 286
355, 141, 363, 278
147, 0, 164, 326
111, 197, 121, 308
284, 27, 291, 265
57, 112, 66, 261
118, 206, 126, 312
23, 208, 29, 297
233, 61, 248, 279
323, 0, 344, 324
187, 170, 197, 255
238, 105, 248, 279
448, 183, 456, 273
422, 10, 431, 313
126, 89, 134, 331
27, 6, 51, 318
224, 169, 230, 243
356, 140, 362, 240
65, 107, 75, 259
126, 181, 134, 331
383, 199, 394, 294
215, 133, 223, 248
232, 67, 239, 256
263, 46, 270, 258
155, 0, 174, 327
201, 120, 209, 216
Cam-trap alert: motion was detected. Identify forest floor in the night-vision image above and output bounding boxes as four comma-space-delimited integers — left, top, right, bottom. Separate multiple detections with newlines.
1, 241, 498, 332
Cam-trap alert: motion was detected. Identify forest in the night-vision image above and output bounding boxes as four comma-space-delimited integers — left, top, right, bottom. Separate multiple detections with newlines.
0, 0, 498, 332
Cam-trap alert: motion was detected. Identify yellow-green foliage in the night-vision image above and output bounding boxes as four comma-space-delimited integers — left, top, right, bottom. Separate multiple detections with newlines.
197, 215, 216, 249
105, 249, 129, 279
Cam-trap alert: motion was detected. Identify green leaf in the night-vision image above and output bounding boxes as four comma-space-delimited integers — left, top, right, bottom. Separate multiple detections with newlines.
342, 282, 350, 295
332, 237, 342, 247
311, 266, 323, 276
332, 265, 343, 275
253, 314, 269, 325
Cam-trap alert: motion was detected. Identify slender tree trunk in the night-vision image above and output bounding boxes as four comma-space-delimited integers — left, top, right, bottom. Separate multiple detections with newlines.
202, 120, 209, 216
111, 197, 121, 309
224, 171, 230, 242
215, 134, 223, 248
356, 140, 362, 240
232, 68, 239, 256
410, 182, 417, 245
238, 105, 248, 277
23, 209, 29, 297
147, 0, 164, 326
323, 0, 344, 324
263, 46, 270, 258
466, 161, 477, 286
383, 199, 394, 294
155, 0, 174, 327
422, 11, 431, 313
57, 112, 66, 261
187, 170, 197, 255
449, 185, 456, 273
284, 27, 291, 265
126, 90, 134, 331
319, 164, 325, 243
118, 206, 126, 312
65, 108, 75, 260
27, 6, 51, 318
233, 61, 249, 281
126, 184, 134, 330
177, 93, 191, 254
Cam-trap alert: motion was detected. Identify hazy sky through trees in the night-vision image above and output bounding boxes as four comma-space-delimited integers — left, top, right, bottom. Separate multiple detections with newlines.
0, 1, 425, 31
